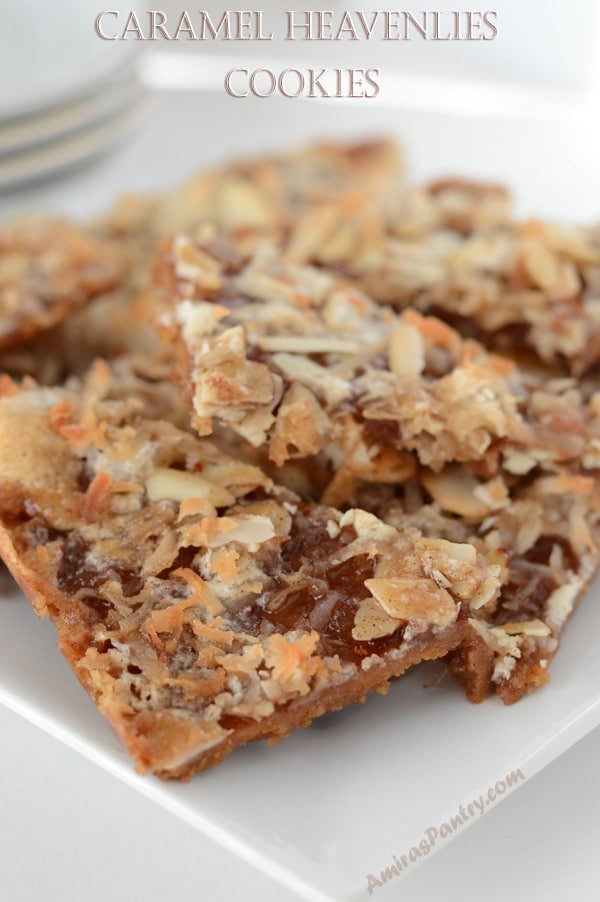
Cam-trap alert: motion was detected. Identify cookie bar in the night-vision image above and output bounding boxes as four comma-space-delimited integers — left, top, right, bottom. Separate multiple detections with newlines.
94, 138, 403, 357
94, 137, 403, 339
0, 139, 402, 383
102, 137, 402, 254
352, 448, 600, 704
0, 358, 504, 778
158, 234, 600, 703
0, 218, 121, 352
157, 234, 595, 501
286, 179, 600, 374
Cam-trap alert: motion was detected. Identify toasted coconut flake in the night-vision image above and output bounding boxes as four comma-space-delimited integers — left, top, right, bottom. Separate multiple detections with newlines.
545, 580, 581, 633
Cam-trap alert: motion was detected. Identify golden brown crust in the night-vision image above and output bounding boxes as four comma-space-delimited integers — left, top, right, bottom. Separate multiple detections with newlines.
0, 358, 505, 778
141, 627, 464, 780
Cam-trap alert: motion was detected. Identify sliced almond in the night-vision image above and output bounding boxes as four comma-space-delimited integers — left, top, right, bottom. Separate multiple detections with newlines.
388, 323, 425, 378
417, 537, 477, 563
421, 466, 490, 519
326, 518, 341, 539
271, 352, 350, 406
494, 619, 551, 637
502, 449, 537, 475
521, 236, 564, 294
468, 570, 503, 611
533, 474, 595, 496
352, 595, 403, 641
473, 475, 509, 511
365, 576, 457, 628
256, 335, 360, 355
201, 461, 270, 491
146, 468, 235, 507
269, 383, 331, 466
229, 499, 292, 539
177, 298, 227, 343
319, 221, 362, 261
172, 235, 222, 289
339, 508, 398, 542
217, 178, 274, 227
204, 514, 276, 550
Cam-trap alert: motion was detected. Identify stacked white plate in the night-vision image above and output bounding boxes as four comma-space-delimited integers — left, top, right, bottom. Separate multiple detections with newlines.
0, 0, 144, 190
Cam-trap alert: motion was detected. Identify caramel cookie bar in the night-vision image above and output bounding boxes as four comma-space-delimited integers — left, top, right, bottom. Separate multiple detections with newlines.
286, 179, 600, 374
102, 138, 401, 254
352, 440, 600, 704
0, 139, 402, 383
0, 358, 504, 778
94, 138, 402, 341
157, 234, 595, 505
0, 218, 121, 352
159, 235, 600, 704
94, 138, 403, 359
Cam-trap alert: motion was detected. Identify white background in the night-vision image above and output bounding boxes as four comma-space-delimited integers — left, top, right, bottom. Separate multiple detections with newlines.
151, 0, 600, 94
2, 704, 599, 902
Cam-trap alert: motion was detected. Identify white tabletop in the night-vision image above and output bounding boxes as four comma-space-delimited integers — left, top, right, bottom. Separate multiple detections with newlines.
2, 705, 598, 902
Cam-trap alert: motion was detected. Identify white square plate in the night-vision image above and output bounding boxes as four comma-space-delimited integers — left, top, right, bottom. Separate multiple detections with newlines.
1, 85, 599, 901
